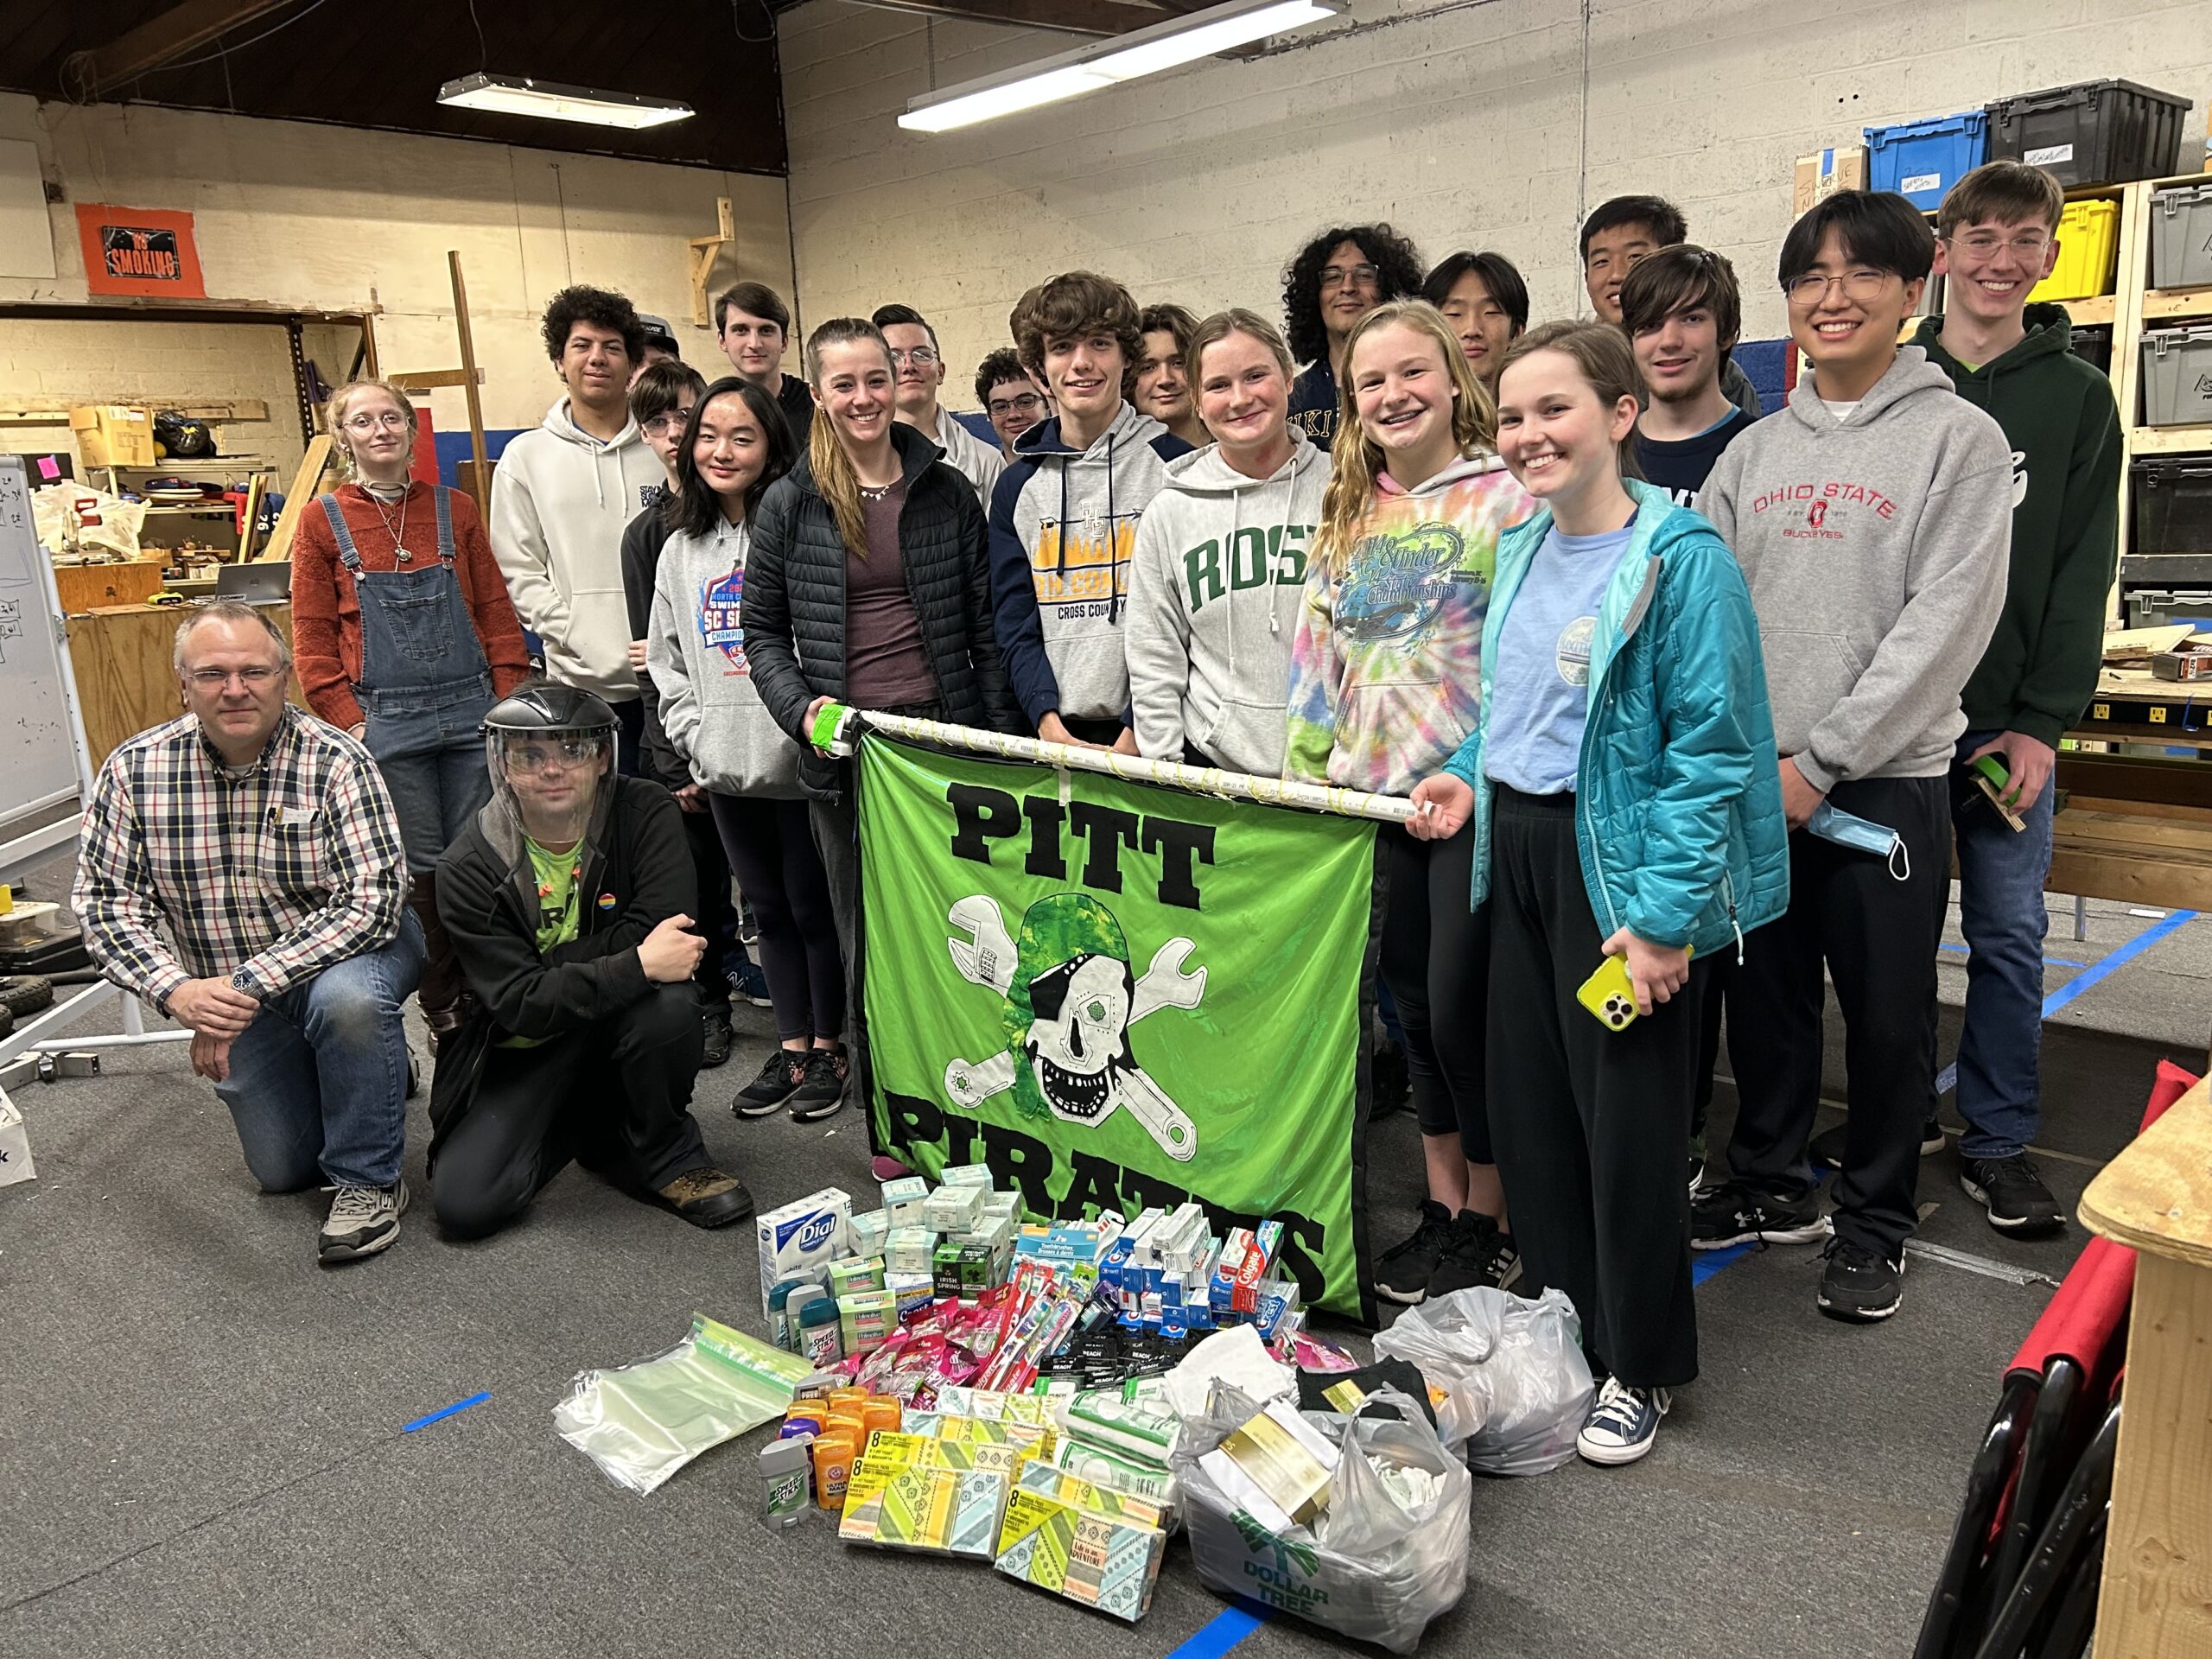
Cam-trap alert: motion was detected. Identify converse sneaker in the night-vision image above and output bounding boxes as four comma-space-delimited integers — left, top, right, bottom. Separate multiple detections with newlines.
1817, 1236, 1904, 1322
734, 1047, 806, 1117
1810, 1118, 1946, 1170
319, 1179, 407, 1264
1690, 1180, 1830, 1249
699, 997, 734, 1070
1577, 1376, 1670, 1466
655, 1166, 755, 1229
1960, 1154, 2064, 1236
1373, 1199, 1457, 1305
790, 1046, 849, 1122
1427, 1211, 1522, 1298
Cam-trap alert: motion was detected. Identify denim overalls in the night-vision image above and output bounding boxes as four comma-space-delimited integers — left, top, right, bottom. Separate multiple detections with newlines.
318, 486, 494, 874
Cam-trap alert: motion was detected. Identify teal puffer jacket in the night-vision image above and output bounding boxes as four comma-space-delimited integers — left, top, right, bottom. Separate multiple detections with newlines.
1443, 480, 1789, 956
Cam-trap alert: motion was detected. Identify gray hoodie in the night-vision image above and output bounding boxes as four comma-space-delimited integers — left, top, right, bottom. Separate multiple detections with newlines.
645, 517, 803, 798
1699, 347, 2011, 791
1124, 435, 1328, 774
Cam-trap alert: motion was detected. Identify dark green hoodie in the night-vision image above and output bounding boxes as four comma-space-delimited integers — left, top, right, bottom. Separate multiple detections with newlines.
1910, 304, 2122, 748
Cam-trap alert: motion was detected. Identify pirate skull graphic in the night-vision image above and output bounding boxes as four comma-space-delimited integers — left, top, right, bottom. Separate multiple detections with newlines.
942, 892, 1205, 1161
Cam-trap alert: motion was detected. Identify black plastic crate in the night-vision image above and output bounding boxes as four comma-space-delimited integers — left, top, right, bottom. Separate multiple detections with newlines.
2069, 324, 2112, 376
2133, 458, 2212, 558
1984, 79, 2190, 187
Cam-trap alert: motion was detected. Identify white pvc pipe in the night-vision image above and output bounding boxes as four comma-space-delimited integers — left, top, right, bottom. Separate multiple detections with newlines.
28, 1030, 190, 1053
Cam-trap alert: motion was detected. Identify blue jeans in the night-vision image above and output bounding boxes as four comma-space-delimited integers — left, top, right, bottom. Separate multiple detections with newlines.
364, 683, 493, 874
213, 912, 423, 1190
1948, 730, 2057, 1160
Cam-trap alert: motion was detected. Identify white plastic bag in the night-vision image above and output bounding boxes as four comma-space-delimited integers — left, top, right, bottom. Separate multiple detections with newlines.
1373, 1285, 1595, 1476
1175, 1382, 1471, 1654
0, 1088, 35, 1188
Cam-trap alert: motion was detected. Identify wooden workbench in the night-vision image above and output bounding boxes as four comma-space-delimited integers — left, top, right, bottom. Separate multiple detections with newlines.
64, 601, 300, 770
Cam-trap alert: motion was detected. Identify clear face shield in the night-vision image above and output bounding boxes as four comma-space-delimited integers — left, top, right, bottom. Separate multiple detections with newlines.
487, 728, 613, 848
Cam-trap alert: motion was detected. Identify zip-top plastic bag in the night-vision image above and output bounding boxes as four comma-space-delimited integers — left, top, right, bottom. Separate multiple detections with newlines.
554, 1313, 812, 1494
1373, 1285, 1595, 1476
1174, 1382, 1471, 1654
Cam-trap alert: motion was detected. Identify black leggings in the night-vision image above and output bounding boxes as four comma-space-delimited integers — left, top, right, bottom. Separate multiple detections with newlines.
708, 792, 844, 1044
1377, 823, 1490, 1157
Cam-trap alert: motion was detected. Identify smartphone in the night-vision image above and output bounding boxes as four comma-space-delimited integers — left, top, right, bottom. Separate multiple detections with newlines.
1575, 946, 1693, 1034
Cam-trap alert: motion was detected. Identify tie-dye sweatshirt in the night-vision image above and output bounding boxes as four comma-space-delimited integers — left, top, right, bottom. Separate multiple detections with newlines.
1284, 453, 1533, 796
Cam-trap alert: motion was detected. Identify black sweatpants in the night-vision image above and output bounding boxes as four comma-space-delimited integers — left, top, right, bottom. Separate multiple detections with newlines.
1725, 775, 1948, 1258
709, 791, 842, 1043
1486, 786, 1705, 1389
1377, 823, 1491, 1156
679, 798, 740, 1001
430, 985, 710, 1240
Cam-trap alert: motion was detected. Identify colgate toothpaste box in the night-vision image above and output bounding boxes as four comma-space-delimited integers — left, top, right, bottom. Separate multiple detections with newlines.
758, 1187, 853, 1317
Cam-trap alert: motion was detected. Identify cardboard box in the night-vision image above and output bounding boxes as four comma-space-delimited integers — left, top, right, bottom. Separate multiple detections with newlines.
756, 1187, 852, 1317
1793, 144, 1868, 215
68, 404, 156, 467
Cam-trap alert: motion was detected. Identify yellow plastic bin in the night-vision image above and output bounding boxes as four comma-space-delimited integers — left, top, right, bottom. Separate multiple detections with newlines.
2028, 199, 2120, 303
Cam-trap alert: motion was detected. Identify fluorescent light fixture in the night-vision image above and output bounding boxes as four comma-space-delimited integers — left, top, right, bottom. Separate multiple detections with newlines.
899, 0, 1339, 133
437, 73, 694, 130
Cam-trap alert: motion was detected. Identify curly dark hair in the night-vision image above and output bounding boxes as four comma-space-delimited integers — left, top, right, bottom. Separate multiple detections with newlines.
541, 284, 645, 365
1280, 224, 1424, 368
1011, 271, 1145, 398
974, 346, 1029, 407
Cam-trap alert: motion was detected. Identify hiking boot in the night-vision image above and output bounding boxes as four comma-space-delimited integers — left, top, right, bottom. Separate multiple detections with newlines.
1811, 1118, 1945, 1170
790, 1046, 849, 1122
1427, 1211, 1522, 1298
657, 1166, 755, 1229
1373, 1199, 1457, 1305
728, 956, 774, 1009
1577, 1376, 1670, 1466
1960, 1154, 2064, 1236
1818, 1236, 1904, 1322
320, 1179, 408, 1264
735, 1047, 807, 1117
699, 997, 734, 1070
1690, 1180, 1829, 1249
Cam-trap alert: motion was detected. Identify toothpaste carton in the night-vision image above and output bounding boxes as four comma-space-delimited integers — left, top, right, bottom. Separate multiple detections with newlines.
756, 1188, 853, 1317
1209, 1226, 1255, 1315
829, 1255, 886, 1298
1254, 1277, 1300, 1341
838, 1288, 896, 1355
887, 1270, 936, 1321
880, 1175, 929, 1227
940, 1162, 994, 1188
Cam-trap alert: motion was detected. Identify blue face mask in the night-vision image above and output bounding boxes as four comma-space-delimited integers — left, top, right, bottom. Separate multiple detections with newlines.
1805, 800, 1910, 881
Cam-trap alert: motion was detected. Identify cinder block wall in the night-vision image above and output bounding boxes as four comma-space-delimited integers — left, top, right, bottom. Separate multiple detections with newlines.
780, 0, 2212, 404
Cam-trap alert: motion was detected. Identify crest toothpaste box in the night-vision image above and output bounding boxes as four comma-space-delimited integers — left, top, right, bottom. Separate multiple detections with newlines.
757, 1187, 852, 1317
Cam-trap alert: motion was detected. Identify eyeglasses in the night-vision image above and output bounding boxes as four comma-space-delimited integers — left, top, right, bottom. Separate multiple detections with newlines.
988, 392, 1046, 417
641, 406, 696, 436
188, 666, 280, 689
508, 738, 602, 772
888, 346, 940, 368
1944, 232, 2052, 262
339, 411, 409, 433
1319, 263, 1380, 291
1783, 269, 1899, 306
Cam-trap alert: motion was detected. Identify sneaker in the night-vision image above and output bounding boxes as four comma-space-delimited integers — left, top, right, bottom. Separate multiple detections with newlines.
790, 1046, 849, 1122
1811, 1118, 1945, 1170
728, 957, 774, 1009
319, 1179, 408, 1264
1817, 1236, 1904, 1322
655, 1166, 756, 1229
870, 1154, 913, 1181
699, 998, 734, 1070
1373, 1199, 1457, 1305
1960, 1154, 2064, 1236
1577, 1376, 1670, 1466
1687, 1157, 1709, 1202
1690, 1180, 1830, 1249
734, 1047, 807, 1117
1427, 1211, 1522, 1298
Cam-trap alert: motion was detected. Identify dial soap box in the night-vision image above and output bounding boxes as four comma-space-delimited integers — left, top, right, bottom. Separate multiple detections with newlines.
757, 1187, 853, 1317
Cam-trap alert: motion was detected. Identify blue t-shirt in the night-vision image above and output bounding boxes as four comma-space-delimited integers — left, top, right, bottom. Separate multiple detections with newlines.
1484, 520, 1634, 795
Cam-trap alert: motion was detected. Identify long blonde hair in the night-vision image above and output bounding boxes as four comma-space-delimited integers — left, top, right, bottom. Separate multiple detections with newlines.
325, 378, 420, 480
1310, 301, 1497, 575
804, 317, 893, 556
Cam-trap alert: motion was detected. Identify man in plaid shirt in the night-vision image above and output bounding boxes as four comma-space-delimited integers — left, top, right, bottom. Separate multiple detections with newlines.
73, 601, 425, 1263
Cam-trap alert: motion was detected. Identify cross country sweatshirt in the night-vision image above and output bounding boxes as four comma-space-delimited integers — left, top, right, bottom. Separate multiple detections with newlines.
645, 517, 803, 798
1910, 306, 2123, 748
987, 403, 1193, 728
1124, 435, 1328, 775
1284, 453, 1534, 797
487, 397, 667, 703
1698, 347, 2012, 792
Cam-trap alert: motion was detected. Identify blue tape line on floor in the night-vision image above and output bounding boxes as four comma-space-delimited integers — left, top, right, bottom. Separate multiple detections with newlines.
403, 1391, 490, 1433
1690, 1240, 1757, 1285
1170, 1605, 1263, 1658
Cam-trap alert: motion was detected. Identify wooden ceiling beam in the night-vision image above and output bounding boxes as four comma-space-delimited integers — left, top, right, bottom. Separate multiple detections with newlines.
859, 0, 1176, 39
61, 0, 295, 98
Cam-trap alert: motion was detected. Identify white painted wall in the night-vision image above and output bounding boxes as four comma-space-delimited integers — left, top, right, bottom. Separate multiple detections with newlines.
781, 0, 2212, 397
0, 93, 794, 460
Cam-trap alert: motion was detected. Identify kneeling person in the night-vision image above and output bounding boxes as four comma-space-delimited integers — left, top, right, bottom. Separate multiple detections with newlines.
430, 684, 752, 1237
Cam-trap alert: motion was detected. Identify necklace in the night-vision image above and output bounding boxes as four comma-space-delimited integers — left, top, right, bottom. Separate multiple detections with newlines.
366, 485, 412, 563
859, 480, 895, 501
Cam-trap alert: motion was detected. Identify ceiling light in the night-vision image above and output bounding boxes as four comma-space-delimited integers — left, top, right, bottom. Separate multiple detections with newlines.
899, 0, 1340, 133
437, 73, 694, 130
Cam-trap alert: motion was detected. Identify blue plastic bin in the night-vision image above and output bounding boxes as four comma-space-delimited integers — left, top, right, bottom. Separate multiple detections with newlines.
1866, 111, 1990, 209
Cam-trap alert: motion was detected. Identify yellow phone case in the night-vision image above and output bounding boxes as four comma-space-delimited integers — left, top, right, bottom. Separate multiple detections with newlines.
1574, 946, 1693, 1034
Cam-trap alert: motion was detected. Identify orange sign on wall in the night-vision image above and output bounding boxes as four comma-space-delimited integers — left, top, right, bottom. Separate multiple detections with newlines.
76, 203, 206, 298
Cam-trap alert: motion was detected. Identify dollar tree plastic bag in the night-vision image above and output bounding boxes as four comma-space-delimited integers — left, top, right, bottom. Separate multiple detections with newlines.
1174, 1382, 1471, 1654
1373, 1285, 1595, 1476
554, 1313, 811, 1494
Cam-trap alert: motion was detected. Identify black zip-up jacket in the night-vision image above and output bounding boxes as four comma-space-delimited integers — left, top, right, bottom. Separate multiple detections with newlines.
429, 772, 690, 1154
618, 495, 692, 792
742, 422, 1020, 798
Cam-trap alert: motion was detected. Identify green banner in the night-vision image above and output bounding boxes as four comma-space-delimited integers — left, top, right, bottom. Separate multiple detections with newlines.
858, 735, 1377, 1319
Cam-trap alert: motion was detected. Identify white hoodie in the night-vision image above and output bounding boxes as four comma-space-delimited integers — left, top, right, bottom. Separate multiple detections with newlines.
915, 410, 1005, 507
1123, 434, 1328, 775
488, 397, 667, 702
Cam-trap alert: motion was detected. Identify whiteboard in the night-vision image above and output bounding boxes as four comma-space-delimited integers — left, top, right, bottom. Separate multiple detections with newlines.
0, 456, 87, 823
